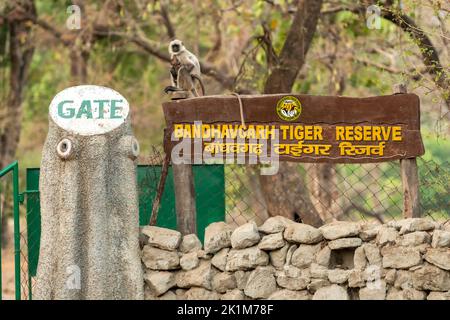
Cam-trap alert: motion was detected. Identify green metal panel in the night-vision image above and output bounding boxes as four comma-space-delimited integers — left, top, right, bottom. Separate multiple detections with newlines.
193, 165, 226, 243
137, 165, 177, 229
137, 164, 225, 243
26, 168, 41, 278
25, 164, 225, 278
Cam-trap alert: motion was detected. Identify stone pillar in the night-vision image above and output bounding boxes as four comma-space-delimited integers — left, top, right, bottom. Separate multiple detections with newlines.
35, 85, 144, 300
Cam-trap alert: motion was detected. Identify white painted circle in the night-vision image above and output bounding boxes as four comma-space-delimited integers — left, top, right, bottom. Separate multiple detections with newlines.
57, 138, 74, 159
131, 138, 140, 158
49, 85, 130, 136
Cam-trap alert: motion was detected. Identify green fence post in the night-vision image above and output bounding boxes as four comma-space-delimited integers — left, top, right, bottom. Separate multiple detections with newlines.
0, 161, 21, 300
13, 162, 21, 300
0, 182, 2, 300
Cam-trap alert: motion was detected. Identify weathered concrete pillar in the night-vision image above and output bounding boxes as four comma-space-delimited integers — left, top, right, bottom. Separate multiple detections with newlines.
35, 85, 144, 300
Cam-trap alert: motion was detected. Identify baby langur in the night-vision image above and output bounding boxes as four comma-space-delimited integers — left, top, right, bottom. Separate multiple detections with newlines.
164, 39, 205, 97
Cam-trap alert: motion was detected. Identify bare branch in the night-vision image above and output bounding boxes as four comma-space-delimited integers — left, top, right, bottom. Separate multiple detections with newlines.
159, 1, 176, 39
343, 203, 385, 224
320, 3, 450, 113
381, 8, 449, 94
92, 26, 235, 88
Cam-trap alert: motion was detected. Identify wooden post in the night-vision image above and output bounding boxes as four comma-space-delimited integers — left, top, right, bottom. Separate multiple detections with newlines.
149, 154, 170, 226
394, 84, 421, 218
173, 163, 197, 234
169, 91, 197, 234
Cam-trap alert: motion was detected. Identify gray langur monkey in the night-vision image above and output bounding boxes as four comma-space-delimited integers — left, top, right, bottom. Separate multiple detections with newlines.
164, 39, 205, 97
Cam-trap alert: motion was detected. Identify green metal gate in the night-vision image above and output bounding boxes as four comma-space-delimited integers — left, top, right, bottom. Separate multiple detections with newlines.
1, 163, 225, 300
0, 161, 21, 300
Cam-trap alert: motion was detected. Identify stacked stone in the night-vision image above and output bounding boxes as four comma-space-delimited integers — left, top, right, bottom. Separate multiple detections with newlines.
140, 217, 450, 300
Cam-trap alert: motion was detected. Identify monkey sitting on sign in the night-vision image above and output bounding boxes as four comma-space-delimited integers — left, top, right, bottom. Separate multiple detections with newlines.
164, 39, 205, 97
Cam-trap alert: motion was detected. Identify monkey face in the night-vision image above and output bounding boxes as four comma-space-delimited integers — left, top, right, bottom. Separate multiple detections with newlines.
171, 43, 180, 52
169, 39, 183, 54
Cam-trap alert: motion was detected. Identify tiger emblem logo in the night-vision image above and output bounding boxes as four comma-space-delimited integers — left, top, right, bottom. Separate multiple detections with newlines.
276, 96, 302, 121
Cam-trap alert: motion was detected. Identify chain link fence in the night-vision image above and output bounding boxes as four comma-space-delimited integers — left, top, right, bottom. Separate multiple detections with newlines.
224, 158, 449, 226
1, 152, 448, 299
139, 147, 449, 227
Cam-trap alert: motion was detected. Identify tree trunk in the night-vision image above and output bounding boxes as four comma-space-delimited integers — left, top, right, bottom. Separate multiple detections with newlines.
307, 162, 338, 223
0, 0, 35, 249
70, 49, 89, 83
259, 0, 324, 227
307, 47, 345, 223
69, 0, 88, 83
0, 0, 35, 169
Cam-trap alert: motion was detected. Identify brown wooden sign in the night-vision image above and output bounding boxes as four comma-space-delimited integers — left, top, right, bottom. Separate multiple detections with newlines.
162, 93, 424, 163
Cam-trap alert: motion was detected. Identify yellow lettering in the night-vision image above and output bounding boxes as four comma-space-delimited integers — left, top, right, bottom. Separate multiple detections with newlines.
280, 126, 289, 140
174, 124, 184, 138
346, 126, 354, 140
354, 126, 362, 141
372, 126, 381, 141
392, 126, 402, 141
381, 126, 391, 140
336, 126, 345, 140
314, 126, 323, 140
202, 125, 210, 139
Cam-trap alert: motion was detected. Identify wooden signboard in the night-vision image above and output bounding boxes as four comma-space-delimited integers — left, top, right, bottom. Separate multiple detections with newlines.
162, 93, 424, 164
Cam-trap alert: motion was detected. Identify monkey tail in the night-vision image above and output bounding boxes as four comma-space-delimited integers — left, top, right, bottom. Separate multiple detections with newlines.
191, 74, 206, 96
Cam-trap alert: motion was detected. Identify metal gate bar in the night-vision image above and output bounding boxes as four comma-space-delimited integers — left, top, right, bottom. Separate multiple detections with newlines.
0, 161, 21, 300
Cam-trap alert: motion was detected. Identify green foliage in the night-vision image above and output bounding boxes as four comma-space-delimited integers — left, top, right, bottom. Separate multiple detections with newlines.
0, 0, 447, 220
419, 158, 450, 218
24, 49, 70, 122
422, 130, 450, 164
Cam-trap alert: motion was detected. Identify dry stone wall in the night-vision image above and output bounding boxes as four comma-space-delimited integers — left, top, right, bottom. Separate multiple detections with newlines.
140, 217, 450, 300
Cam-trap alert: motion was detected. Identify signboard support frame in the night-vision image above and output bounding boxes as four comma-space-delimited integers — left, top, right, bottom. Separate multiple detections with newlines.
394, 84, 421, 218
173, 163, 197, 234
169, 92, 197, 235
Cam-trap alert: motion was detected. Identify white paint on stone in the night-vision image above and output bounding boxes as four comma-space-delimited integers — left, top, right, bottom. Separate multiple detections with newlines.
49, 85, 129, 136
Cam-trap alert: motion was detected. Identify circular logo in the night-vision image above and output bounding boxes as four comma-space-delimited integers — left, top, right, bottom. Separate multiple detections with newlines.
49, 85, 129, 136
276, 96, 302, 121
